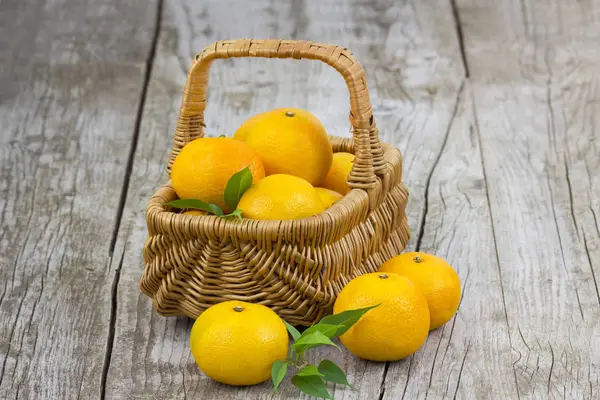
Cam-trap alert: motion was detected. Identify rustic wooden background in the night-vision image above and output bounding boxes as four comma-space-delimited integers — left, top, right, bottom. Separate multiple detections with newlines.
1, 0, 599, 399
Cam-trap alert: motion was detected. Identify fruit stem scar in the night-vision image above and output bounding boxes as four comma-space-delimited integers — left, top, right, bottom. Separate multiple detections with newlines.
414, 256, 423, 263
285, 111, 295, 117
379, 273, 388, 279
233, 306, 244, 312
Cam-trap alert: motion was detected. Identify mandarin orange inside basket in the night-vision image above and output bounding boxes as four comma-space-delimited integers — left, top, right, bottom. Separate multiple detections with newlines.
140, 39, 410, 326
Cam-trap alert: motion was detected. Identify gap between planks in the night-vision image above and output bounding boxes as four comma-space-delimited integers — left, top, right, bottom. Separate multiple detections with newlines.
450, 0, 470, 78
377, 1, 470, 395
100, 0, 165, 398
378, 80, 467, 400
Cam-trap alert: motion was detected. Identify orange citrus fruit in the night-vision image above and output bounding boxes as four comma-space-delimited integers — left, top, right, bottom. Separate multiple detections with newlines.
171, 137, 265, 212
379, 252, 461, 330
190, 301, 289, 386
315, 187, 343, 208
234, 108, 332, 185
232, 112, 264, 142
333, 272, 430, 361
183, 210, 207, 216
322, 152, 355, 195
237, 174, 325, 220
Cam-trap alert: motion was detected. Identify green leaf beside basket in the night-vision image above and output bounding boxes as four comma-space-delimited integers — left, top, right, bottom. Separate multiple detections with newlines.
318, 360, 350, 386
283, 320, 302, 341
292, 331, 339, 354
271, 304, 380, 399
300, 323, 342, 339
296, 364, 324, 378
271, 360, 288, 391
319, 304, 380, 337
291, 375, 333, 400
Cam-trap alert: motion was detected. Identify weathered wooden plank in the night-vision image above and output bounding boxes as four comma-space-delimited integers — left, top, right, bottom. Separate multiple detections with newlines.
382, 84, 521, 399
0, 0, 158, 398
455, 0, 600, 398
104, 0, 482, 399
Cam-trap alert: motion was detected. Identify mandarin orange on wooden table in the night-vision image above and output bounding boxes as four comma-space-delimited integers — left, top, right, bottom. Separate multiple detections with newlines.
379, 252, 461, 330
333, 272, 430, 361
189, 301, 289, 386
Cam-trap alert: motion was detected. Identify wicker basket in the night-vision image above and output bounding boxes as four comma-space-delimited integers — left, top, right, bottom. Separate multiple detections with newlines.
140, 39, 410, 326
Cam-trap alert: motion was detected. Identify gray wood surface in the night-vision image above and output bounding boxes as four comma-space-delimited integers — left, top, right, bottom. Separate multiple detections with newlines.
382, 85, 522, 399
456, 1, 600, 398
1, 0, 599, 399
0, 0, 159, 398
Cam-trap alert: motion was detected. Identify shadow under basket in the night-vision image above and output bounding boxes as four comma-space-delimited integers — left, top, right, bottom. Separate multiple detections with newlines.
140, 39, 410, 326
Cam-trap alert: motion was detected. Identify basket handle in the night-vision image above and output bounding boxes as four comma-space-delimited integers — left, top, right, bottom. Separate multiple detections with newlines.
168, 39, 386, 190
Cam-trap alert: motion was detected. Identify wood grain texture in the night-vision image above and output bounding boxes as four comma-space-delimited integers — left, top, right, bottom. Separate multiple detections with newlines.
456, 0, 600, 398
0, 0, 158, 398
382, 85, 521, 399
105, 0, 470, 398
2, 0, 598, 398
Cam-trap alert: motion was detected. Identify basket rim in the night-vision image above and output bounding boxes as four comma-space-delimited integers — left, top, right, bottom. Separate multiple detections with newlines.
146, 137, 403, 244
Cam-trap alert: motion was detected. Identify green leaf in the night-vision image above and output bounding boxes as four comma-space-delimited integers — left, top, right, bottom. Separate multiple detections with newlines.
296, 364, 324, 378
292, 331, 339, 354
302, 323, 343, 339
207, 205, 224, 216
283, 320, 302, 342
318, 360, 351, 386
319, 304, 380, 337
230, 209, 244, 220
218, 134, 226, 138
167, 199, 224, 216
291, 375, 333, 400
223, 166, 253, 211
223, 209, 244, 220
271, 360, 288, 391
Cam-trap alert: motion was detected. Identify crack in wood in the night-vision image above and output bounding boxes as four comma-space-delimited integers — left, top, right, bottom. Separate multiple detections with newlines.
471, 97, 522, 399
0, 282, 28, 383
378, 362, 389, 400
548, 343, 555, 394
582, 231, 600, 306
108, 0, 164, 256
591, 206, 600, 237
574, 287, 585, 320
449, 0, 470, 77
453, 340, 471, 399
100, 251, 124, 400
415, 80, 466, 252
425, 325, 445, 399
563, 159, 579, 239
400, 356, 413, 400
440, 268, 469, 367
544, 165, 590, 322
395, 80, 466, 399
472, 111, 512, 339
100, 0, 164, 398
517, 325, 530, 353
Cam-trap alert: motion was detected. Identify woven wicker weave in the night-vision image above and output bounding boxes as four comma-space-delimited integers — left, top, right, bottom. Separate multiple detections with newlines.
140, 39, 410, 326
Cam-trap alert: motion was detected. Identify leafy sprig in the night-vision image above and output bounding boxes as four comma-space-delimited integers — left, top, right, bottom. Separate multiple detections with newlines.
167, 166, 253, 220
272, 304, 380, 399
